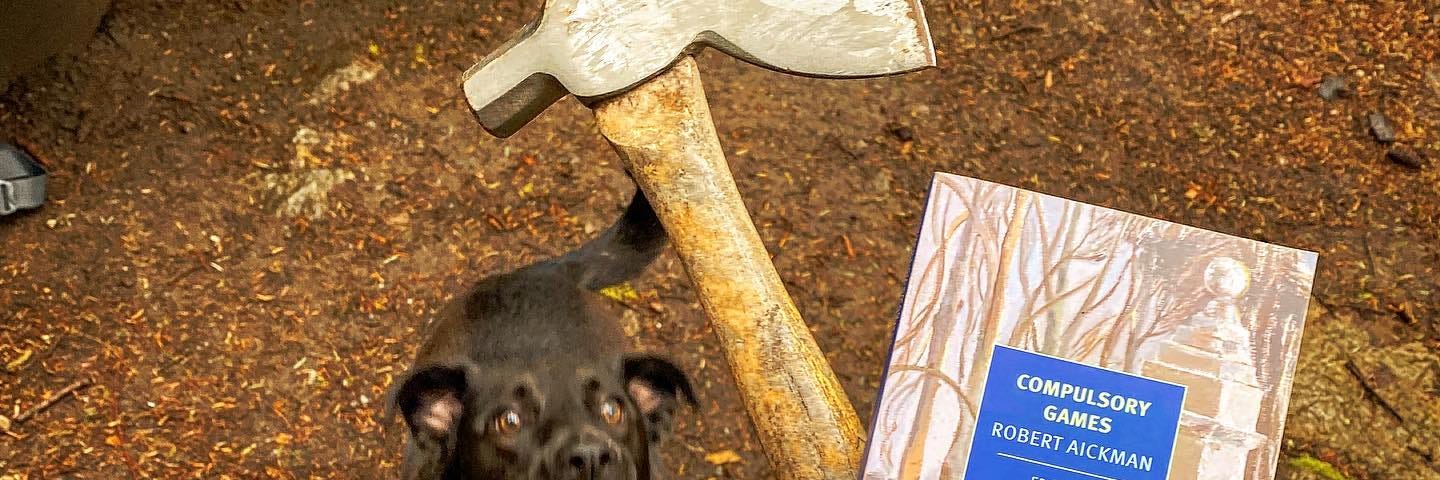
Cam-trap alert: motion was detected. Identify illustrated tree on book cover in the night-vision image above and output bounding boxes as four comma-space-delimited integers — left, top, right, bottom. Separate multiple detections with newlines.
865, 174, 1316, 480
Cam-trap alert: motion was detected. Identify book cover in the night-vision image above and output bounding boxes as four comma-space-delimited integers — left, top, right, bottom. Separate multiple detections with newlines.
863, 173, 1318, 480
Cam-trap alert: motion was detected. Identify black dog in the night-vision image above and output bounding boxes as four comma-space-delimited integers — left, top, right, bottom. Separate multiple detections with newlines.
392, 190, 695, 480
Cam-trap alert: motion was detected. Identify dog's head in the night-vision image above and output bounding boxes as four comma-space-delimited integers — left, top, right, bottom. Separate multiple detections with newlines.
394, 355, 695, 479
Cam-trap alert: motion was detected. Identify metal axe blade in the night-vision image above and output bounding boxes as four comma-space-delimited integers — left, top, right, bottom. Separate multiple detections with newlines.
462, 0, 935, 137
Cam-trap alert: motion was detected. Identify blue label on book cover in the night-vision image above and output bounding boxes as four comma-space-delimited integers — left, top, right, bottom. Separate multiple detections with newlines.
964, 345, 1186, 480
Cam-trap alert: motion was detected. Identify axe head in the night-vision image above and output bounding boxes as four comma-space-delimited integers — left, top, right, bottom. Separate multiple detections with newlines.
463, 0, 935, 137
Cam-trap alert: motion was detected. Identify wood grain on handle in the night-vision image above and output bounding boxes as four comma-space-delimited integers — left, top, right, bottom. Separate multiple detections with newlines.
594, 56, 865, 479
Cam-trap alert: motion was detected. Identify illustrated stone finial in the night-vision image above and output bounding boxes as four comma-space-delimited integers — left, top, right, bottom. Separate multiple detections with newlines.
1204, 257, 1250, 299
1141, 256, 1268, 480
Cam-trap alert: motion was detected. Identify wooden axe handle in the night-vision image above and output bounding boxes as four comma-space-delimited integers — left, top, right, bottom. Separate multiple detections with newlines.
594, 55, 864, 479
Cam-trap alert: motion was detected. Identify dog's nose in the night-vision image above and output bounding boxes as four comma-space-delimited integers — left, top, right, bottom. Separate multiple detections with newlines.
565, 442, 615, 474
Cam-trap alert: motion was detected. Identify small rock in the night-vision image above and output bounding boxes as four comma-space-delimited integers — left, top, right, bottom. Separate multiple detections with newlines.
1368, 113, 1396, 144
886, 123, 915, 142
292, 127, 322, 147
871, 170, 893, 193
307, 59, 382, 105
1385, 146, 1425, 170
270, 168, 356, 219
1318, 75, 1350, 100
619, 309, 641, 338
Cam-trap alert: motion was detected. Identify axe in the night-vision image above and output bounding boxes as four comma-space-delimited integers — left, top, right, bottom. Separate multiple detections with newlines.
461, 1, 934, 477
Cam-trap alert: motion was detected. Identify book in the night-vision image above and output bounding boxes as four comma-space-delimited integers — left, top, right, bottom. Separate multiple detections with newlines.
862, 173, 1318, 480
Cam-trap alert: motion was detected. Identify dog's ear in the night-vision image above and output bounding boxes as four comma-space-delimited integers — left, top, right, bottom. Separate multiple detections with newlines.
623, 355, 696, 443
395, 365, 468, 439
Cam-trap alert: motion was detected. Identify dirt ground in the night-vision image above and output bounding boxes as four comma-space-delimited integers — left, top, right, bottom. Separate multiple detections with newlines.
1, 0, 1437, 478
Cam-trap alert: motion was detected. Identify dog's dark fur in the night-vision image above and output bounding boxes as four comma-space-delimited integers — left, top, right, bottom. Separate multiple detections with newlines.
392, 190, 694, 480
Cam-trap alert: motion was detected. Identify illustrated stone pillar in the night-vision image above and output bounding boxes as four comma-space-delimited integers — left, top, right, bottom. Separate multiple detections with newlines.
1140, 257, 1268, 480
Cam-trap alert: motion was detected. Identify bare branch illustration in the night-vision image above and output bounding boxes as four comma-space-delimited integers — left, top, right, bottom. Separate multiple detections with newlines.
1044, 204, 1087, 352
1061, 223, 1140, 358
1070, 255, 1138, 360
1023, 275, 1102, 334
1006, 200, 1052, 348
886, 365, 978, 421
965, 190, 1031, 393
892, 207, 972, 363
1096, 239, 1146, 368
896, 204, 973, 479
1071, 219, 1136, 302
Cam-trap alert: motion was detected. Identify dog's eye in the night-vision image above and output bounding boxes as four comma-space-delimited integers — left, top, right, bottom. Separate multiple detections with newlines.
599, 399, 623, 425
493, 409, 522, 435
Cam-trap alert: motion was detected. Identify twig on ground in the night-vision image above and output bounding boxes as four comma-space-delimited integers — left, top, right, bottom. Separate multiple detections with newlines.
1361, 232, 1378, 278
166, 264, 205, 286
828, 136, 861, 162
992, 25, 1043, 43
14, 378, 93, 424
1344, 360, 1405, 423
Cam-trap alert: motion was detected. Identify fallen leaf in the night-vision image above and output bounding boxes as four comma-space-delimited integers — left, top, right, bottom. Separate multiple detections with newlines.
705, 450, 743, 465
5, 349, 32, 371
598, 283, 639, 303
0, 414, 11, 430
105, 435, 123, 447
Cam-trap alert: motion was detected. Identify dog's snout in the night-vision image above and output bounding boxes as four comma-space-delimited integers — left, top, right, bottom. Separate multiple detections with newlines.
565, 442, 616, 474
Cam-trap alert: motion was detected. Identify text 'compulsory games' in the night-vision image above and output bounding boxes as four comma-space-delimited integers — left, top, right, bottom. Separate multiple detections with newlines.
964, 345, 1186, 480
